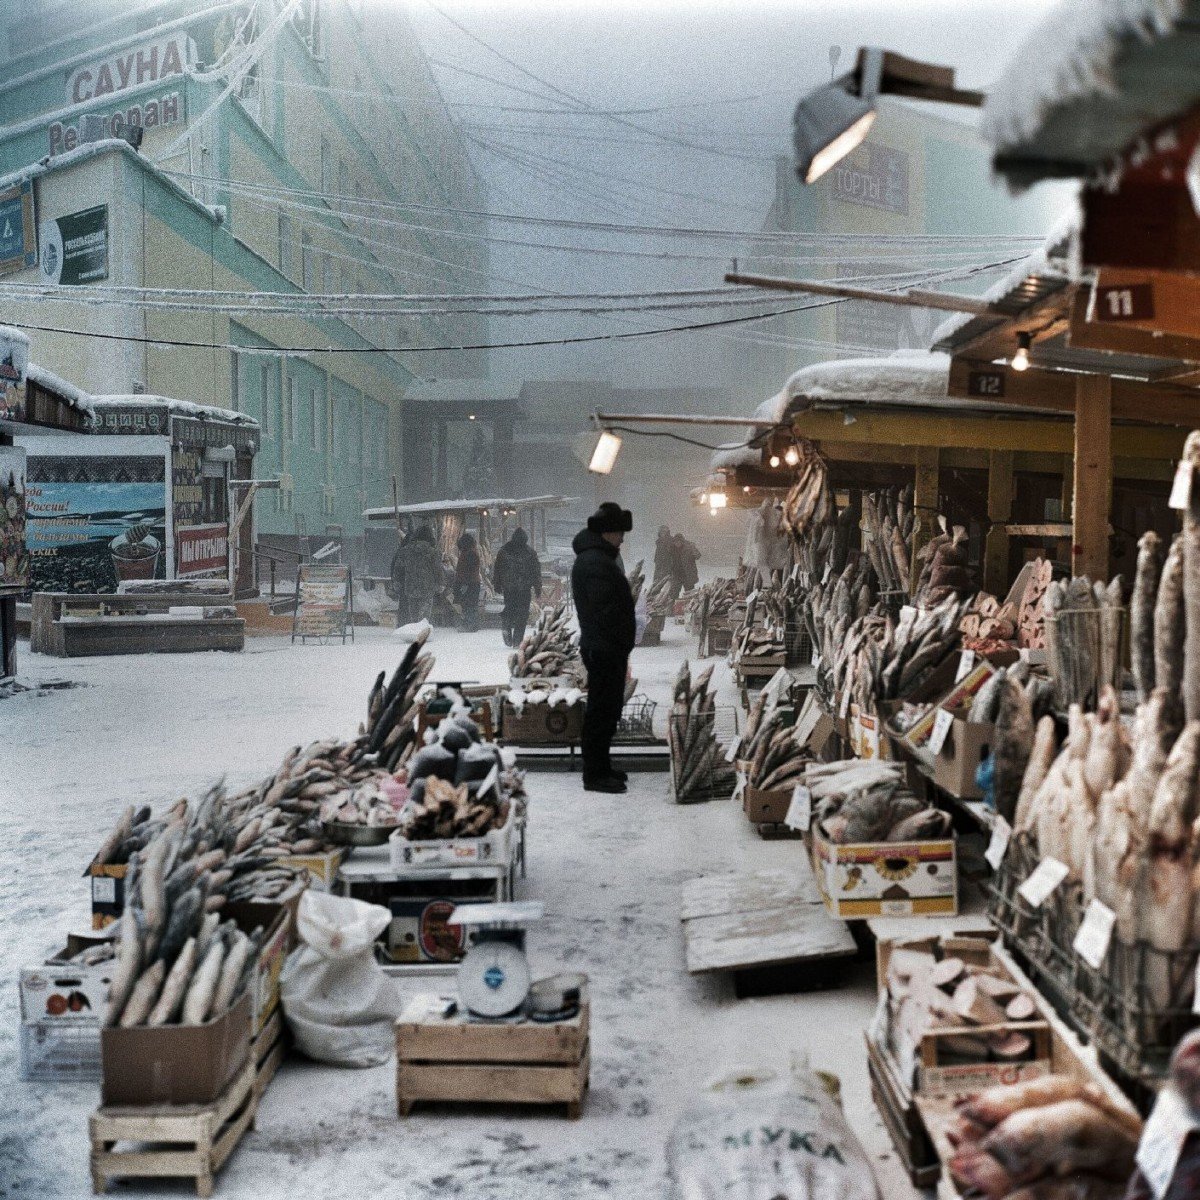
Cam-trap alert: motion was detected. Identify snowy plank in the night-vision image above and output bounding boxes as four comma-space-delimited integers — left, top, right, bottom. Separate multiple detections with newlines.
683, 902, 855, 975
680, 868, 822, 921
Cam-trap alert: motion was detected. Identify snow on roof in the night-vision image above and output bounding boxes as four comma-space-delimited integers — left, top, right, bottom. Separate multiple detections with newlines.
92, 395, 257, 428
0, 323, 29, 350
26, 361, 93, 415
982, 0, 1187, 153
785, 351, 951, 408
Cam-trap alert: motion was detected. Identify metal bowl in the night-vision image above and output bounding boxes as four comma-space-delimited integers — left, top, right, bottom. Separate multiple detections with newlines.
321, 820, 398, 847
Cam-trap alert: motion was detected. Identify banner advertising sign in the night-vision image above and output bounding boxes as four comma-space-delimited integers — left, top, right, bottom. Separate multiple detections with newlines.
0, 327, 28, 423
25, 460, 167, 594
66, 33, 193, 105
0, 181, 36, 277
40, 205, 108, 285
293, 563, 353, 643
0, 445, 28, 592
176, 522, 227, 577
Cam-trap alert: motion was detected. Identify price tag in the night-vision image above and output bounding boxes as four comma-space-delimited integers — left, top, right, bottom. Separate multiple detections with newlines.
839, 685, 852, 719
1169, 460, 1194, 510
785, 785, 811, 831
900, 604, 917, 623
1136, 1087, 1199, 1200
478, 763, 500, 801
724, 734, 742, 764
955, 649, 976, 683
92, 875, 117, 905
1072, 899, 1117, 969
984, 817, 1012, 871
928, 708, 955, 756
1017, 857, 1070, 908
1191, 957, 1200, 1015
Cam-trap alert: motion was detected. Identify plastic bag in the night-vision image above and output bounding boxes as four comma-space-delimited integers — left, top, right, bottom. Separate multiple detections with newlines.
279, 891, 403, 1067
665, 1063, 881, 1200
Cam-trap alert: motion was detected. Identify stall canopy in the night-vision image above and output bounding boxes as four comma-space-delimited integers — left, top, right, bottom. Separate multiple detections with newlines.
984, 0, 1200, 189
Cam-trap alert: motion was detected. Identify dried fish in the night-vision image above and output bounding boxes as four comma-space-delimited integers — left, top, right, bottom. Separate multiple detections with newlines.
1131, 531, 1162, 701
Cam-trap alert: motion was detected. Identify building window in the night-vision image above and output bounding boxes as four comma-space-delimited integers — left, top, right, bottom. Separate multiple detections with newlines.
259, 361, 274, 439
301, 232, 314, 292
278, 212, 293, 279
289, 376, 300, 442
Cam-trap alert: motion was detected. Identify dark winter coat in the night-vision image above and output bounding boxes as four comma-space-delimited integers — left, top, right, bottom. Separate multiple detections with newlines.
494, 535, 542, 597
571, 527, 635, 657
398, 538, 441, 599
653, 528, 675, 584
454, 544, 481, 590
674, 537, 701, 589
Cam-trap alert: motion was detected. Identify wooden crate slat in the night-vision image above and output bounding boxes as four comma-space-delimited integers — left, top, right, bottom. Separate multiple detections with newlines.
91, 1149, 209, 1177
397, 1003, 588, 1065
398, 1041, 589, 1110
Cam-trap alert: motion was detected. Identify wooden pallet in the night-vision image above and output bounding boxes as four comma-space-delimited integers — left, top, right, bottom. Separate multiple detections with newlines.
89, 1060, 257, 1198
253, 1006, 285, 1100
396, 993, 590, 1119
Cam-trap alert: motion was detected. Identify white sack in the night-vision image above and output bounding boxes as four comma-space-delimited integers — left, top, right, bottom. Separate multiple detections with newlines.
666, 1064, 881, 1200
279, 891, 403, 1067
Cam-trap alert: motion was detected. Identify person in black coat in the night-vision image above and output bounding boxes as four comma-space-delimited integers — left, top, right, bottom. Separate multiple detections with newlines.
571, 501, 635, 793
453, 532, 481, 632
493, 526, 542, 647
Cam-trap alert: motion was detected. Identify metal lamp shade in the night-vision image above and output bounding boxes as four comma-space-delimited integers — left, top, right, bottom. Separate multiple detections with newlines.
793, 83, 876, 183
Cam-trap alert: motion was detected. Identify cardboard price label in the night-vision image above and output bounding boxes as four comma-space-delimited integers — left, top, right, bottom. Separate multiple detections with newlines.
985, 817, 1011, 871
955, 649, 976, 683
1073, 899, 1116, 969
785, 785, 811, 832
1017, 857, 1070, 908
929, 709, 955, 756
724, 734, 742, 764
1169, 460, 1194, 511
1137, 1087, 1199, 1200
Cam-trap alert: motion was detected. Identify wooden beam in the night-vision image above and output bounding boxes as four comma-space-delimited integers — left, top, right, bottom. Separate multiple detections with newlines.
912, 446, 940, 592
947, 356, 1200, 428
1072, 375, 1112, 580
984, 450, 1014, 595
1066, 289, 1200, 365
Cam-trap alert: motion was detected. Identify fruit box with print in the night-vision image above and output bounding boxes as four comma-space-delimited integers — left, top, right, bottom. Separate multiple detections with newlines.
20, 933, 113, 1023
809, 824, 958, 919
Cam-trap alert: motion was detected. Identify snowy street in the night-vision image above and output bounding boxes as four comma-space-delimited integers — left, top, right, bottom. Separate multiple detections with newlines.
2, 620, 918, 1198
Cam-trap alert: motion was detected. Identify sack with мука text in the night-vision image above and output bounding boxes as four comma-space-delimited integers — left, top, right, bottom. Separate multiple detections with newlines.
279, 891, 403, 1067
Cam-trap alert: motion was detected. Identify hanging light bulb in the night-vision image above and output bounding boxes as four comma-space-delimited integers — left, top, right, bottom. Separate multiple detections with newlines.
768, 454, 781, 469
784, 445, 800, 467
1012, 331, 1032, 372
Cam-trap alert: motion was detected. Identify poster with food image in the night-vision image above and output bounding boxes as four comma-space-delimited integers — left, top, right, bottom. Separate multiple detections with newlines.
0, 445, 28, 591
25, 468, 167, 594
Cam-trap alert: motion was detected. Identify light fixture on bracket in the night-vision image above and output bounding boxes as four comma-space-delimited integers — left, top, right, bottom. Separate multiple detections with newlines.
588, 429, 622, 475
1012, 331, 1032, 372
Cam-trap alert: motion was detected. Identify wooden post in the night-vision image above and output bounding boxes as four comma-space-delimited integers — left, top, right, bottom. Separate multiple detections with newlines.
1071, 374, 1112, 580
1060, 453, 1073, 522
910, 446, 940, 592
984, 450, 1014, 595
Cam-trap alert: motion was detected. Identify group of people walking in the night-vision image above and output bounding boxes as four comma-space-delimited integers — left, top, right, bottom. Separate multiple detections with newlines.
653, 525, 701, 594
389, 523, 542, 640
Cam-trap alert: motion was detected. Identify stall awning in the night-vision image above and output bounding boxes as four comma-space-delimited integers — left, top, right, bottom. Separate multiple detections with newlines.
984, 0, 1200, 188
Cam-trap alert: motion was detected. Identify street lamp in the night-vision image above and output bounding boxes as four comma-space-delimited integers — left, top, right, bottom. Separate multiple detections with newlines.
588, 430, 622, 475
793, 49, 984, 184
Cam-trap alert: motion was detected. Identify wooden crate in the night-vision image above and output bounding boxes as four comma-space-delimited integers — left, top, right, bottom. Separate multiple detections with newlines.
253, 1007, 285, 1101
89, 1060, 257, 1198
395, 993, 590, 1118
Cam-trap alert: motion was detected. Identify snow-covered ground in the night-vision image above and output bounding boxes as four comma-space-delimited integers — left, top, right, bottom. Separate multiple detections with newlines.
1, 620, 921, 1199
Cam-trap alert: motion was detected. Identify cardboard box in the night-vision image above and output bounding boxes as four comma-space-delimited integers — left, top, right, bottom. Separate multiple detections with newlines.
20, 934, 113, 1023
810, 824, 957, 919
386, 897, 477, 963
501, 700, 585, 744
100, 989, 251, 1106
278, 848, 344, 891
224, 900, 290, 1035
743, 783, 792, 825
932, 717, 994, 799
87, 862, 128, 930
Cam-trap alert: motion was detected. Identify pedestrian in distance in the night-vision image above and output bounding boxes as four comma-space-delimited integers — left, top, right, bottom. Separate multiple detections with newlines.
672, 532, 701, 591
571, 501, 636, 794
653, 524, 675, 586
397, 524, 440, 623
453, 532, 481, 632
388, 530, 409, 622
493, 526, 542, 647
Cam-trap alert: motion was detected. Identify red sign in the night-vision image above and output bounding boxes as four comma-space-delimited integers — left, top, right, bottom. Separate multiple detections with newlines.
175, 522, 227, 577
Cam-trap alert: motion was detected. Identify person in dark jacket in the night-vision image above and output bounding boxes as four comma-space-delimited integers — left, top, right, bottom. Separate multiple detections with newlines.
398, 524, 441, 622
653, 524, 675, 586
453, 532, 481, 632
493, 527, 542, 647
571, 501, 635, 793
672, 532, 701, 590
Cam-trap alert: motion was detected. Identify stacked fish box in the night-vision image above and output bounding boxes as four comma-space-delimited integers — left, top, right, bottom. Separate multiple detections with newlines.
804, 760, 958, 919
501, 684, 586, 745
508, 600, 584, 686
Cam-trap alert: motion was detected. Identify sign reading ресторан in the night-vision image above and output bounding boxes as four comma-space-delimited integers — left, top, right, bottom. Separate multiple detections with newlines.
65, 33, 193, 105
49, 90, 184, 157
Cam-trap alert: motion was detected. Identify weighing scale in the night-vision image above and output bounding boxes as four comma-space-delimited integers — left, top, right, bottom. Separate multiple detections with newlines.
448, 901, 545, 1018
